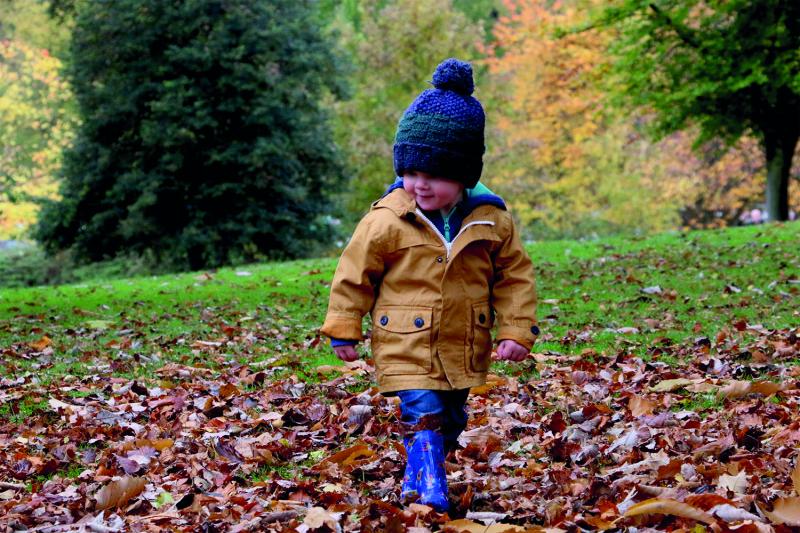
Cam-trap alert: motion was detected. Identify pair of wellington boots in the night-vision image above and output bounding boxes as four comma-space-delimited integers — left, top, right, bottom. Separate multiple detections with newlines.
400, 430, 449, 512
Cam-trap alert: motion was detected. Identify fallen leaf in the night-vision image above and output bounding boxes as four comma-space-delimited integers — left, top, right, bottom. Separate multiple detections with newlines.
317, 443, 374, 468
304, 506, 343, 529
649, 378, 694, 392
218, 383, 240, 399
718, 380, 752, 399
154, 491, 174, 508
86, 320, 114, 329
719, 471, 748, 494
442, 519, 524, 532
622, 498, 714, 524
628, 395, 656, 417
347, 404, 373, 427
48, 398, 75, 410
717, 380, 784, 399
95, 476, 147, 510
465, 511, 509, 524
791, 460, 800, 495
749, 381, 785, 396
685, 493, 734, 510
29, 336, 52, 351
765, 497, 800, 526
470, 374, 506, 395
457, 425, 496, 448
710, 503, 764, 523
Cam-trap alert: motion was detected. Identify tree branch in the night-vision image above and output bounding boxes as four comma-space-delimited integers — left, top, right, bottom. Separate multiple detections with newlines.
648, 3, 700, 48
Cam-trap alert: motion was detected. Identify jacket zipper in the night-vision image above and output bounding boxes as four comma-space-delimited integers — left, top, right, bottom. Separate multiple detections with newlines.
442, 204, 457, 242
415, 208, 495, 260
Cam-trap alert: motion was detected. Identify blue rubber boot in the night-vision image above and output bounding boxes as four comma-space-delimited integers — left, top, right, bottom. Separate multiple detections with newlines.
401, 430, 449, 512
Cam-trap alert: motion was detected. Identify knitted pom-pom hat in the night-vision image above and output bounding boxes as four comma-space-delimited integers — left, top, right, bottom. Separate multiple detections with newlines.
393, 58, 485, 188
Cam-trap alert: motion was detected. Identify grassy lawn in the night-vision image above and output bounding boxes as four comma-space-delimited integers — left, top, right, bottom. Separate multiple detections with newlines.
2, 222, 796, 386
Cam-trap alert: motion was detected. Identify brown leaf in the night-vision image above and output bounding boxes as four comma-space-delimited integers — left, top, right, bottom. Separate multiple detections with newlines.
656, 460, 682, 481
685, 493, 734, 511
765, 497, 800, 526
791, 460, 800, 495
29, 336, 52, 351
628, 395, 656, 417
717, 380, 752, 399
622, 498, 715, 525
303, 506, 343, 529
470, 374, 506, 395
218, 383, 240, 399
94, 476, 147, 510
140, 438, 174, 452
583, 515, 616, 530
317, 443, 375, 468
442, 519, 524, 532
749, 381, 785, 396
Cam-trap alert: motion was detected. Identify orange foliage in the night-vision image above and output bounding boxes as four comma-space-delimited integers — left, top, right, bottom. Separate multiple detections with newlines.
481, 0, 798, 235
481, 0, 676, 236
483, 0, 606, 172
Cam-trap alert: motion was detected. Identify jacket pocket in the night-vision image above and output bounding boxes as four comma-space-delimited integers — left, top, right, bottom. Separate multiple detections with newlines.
372, 305, 433, 375
469, 301, 494, 372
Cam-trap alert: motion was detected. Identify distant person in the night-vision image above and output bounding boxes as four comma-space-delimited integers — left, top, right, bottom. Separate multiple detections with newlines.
320, 59, 538, 512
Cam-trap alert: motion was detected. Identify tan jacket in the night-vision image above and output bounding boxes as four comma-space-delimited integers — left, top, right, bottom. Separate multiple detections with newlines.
320, 188, 538, 394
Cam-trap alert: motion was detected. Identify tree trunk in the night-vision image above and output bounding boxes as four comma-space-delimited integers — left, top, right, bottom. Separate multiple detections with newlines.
764, 130, 798, 222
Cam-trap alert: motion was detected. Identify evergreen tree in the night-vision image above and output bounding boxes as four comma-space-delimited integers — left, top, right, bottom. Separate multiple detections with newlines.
36, 0, 348, 269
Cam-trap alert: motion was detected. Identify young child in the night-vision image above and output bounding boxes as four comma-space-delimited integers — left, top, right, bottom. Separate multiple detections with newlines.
320, 58, 538, 512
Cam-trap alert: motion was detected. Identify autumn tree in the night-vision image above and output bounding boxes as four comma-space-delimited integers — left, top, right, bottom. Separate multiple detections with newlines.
36, 0, 348, 269
484, 0, 678, 237
0, 0, 75, 238
598, 0, 800, 222
330, 0, 483, 223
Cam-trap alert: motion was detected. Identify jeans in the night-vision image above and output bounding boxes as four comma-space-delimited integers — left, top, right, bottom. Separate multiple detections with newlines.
396, 389, 470, 452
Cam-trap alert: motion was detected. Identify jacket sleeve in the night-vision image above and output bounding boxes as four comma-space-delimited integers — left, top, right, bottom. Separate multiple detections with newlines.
491, 213, 539, 350
320, 212, 385, 341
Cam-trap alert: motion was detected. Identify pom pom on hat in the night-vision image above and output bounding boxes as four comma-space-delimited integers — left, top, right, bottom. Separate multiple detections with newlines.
394, 58, 485, 188
431, 58, 474, 96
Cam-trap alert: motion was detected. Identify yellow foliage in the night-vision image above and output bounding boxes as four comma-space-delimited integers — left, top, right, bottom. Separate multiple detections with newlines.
0, 38, 76, 238
331, 0, 482, 222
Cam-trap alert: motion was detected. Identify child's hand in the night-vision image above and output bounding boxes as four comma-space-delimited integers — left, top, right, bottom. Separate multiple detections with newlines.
334, 344, 359, 362
495, 339, 529, 362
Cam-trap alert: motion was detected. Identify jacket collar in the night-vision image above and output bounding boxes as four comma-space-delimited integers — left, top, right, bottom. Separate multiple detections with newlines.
371, 186, 417, 217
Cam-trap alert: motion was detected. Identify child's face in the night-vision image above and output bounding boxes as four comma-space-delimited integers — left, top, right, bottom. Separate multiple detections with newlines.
403, 171, 464, 213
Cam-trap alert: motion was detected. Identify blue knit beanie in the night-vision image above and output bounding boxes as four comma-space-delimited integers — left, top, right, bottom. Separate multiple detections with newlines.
393, 58, 485, 188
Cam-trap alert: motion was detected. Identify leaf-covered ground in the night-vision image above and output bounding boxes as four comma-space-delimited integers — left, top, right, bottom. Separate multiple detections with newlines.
0, 222, 798, 531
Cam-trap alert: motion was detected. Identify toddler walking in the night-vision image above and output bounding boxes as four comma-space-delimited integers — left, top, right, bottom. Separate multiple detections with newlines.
321, 58, 538, 512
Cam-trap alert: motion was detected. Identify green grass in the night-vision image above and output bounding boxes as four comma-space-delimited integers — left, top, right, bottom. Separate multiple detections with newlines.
0, 222, 798, 383
671, 391, 726, 416
0, 396, 49, 424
